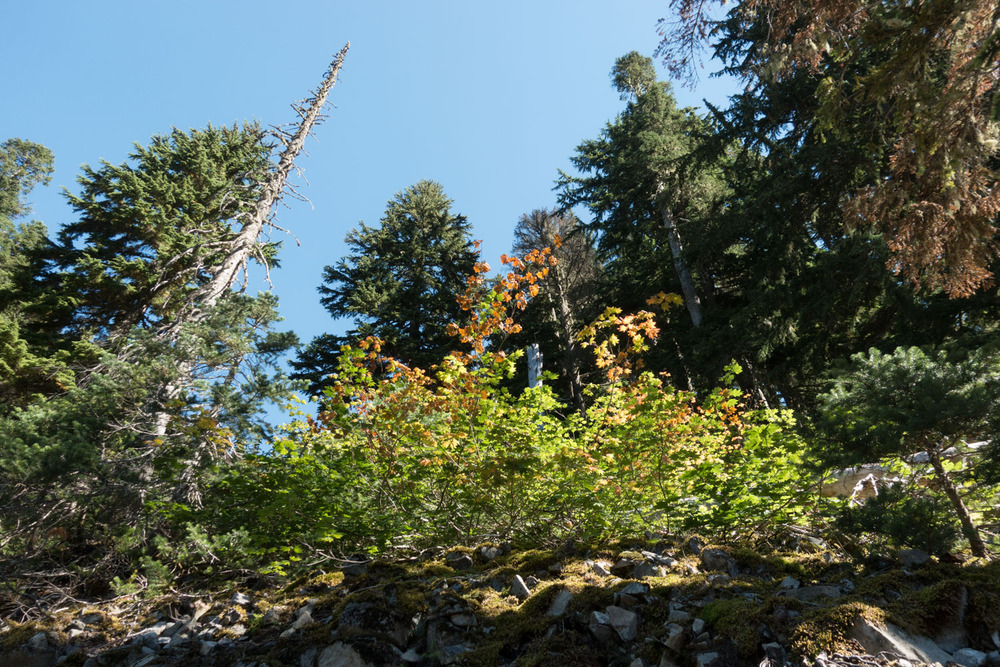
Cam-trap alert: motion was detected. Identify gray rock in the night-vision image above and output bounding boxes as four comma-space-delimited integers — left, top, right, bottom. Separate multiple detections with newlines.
200, 640, 218, 656
290, 609, 313, 630
761, 642, 786, 666
691, 618, 705, 635
695, 652, 719, 666
300, 646, 318, 667
848, 616, 953, 665
667, 609, 691, 623
784, 585, 841, 601
445, 551, 474, 571
612, 558, 636, 577
896, 548, 930, 567
664, 623, 686, 651
700, 549, 738, 577
659, 653, 682, 667
317, 642, 372, 667
642, 550, 677, 566
588, 610, 616, 644
629, 659, 647, 667
26, 632, 48, 650
633, 562, 664, 579
449, 613, 476, 628
986, 650, 1000, 666
546, 589, 574, 616
778, 576, 800, 590
619, 582, 650, 597
686, 536, 706, 555
606, 605, 639, 641
510, 575, 531, 600
590, 561, 612, 577
953, 648, 989, 667
337, 600, 412, 648
439, 644, 471, 665
401, 649, 422, 663
231, 591, 251, 607
479, 545, 500, 561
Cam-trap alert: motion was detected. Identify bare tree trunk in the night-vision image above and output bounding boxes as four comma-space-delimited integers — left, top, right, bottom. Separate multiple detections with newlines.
661, 204, 703, 328
548, 260, 586, 411
150, 46, 350, 502
928, 444, 988, 558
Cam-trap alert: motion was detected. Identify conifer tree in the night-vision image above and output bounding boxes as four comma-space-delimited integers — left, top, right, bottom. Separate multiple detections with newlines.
293, 180, 479, 393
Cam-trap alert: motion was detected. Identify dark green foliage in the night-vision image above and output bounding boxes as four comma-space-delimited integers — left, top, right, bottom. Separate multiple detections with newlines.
834, 486, 962, 555
293, 180, 478, 394
0, 138, 54, 221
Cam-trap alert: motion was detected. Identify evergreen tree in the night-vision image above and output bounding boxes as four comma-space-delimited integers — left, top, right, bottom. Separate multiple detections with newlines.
293, 180, 479, 394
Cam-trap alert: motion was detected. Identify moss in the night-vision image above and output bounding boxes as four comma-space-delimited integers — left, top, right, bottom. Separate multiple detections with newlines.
700, 597, 766, 656
789, 602, 887, 659
0, 621, 40, 651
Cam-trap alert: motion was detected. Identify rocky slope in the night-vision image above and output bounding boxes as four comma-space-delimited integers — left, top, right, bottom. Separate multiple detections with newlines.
2, 536, 999, 667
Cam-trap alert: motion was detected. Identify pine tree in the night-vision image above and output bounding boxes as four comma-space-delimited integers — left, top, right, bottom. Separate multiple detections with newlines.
293, 180, 479, 394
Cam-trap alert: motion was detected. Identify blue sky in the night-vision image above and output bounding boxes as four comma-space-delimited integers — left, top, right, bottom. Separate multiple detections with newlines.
3, 1, 737, 416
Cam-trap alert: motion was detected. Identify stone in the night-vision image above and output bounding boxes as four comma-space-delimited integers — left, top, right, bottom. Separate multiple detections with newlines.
761, 642, 786, 666
659, 653, 682, 667
664, 623, 686, 652
588, 610, 616, 644
612, 558, 636, 577
231, 591, 251, 607
691, 618, 705, 635
784, 585, 841, 602
546, 589, 574, 616
778, 576, 800, 590
642, 550, 677, 566
338, 600, 412, 648
952, 648, 989, 667
629, 659, 647, 667
317, 642, 372, 667
633, 562, 663, 579
479, 545, 500, 561
848, 616, 953, 665
700, 549, 738, 577
300, 647, 318, 666
667, 609, 691, 623
510, 575, 531, 600
590, 561, 612, 577
606, 605, 639, 641
896, 548, 930, 567
695, 651, 719, 666
449, 613, 476, 628
439, 644, 471, 665
986, 650, 1000, 666
685, 536, 706, 555
401, 649, 422, 663
26, 632, 48, 650
445, 551, 474, 571
619, 582, 650, 597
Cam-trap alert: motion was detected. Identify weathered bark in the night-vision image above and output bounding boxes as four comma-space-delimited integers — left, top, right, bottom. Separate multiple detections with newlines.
150, 46, 350, 501
660, 203, 703, 328
927, 443, 988, 558
547, 257, 586, 411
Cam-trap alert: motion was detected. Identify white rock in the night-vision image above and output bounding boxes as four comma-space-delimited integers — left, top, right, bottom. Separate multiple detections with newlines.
849, 616, 953, 665
231, 591, 251, 607
778, 576, 800, 590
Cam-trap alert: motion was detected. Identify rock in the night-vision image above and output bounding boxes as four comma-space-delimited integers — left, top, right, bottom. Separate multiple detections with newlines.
401, 649, 422, 663
619, 582, 650, 597
606, 605, 639, 641
510, 575, 531, 600
590, 561, 612, 577
896, 548, 930, 567
629, 659, 646, 667
200, 640, 217, 656
546, 589, 573, 616
612, 558, 636, 577
778, 576, 800, 590
231, 591, 251, 607
691, 618, 705, 635
439, 644, 470, 665
449, 613, 476, 628
695, 651, 719, 666
986, 650, 1000, 666
338, 600, 412, 648
633, 562, 664, 579
953, 648, 989, 667
761, 642, 786, 666
848, 616, 953, 665
784, 585, 841, 602
588, 611, 616, 644
317, 642, 372, 667
300, 647, 318, 666
667, 609, 691, 623
664, 623, 687, 651
685, 536, 706, 555
659, 653, 682, 667
479, 545, 500, 561
700, 549, 738, 577
642, 550, 676, 566
445, 551, 474, 571
26, 633, 48, 650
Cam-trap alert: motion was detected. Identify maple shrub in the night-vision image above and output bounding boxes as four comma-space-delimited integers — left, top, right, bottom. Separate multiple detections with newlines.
245, 247, 811, 556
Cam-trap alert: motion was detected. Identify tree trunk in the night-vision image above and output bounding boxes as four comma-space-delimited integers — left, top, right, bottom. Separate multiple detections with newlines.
928, 444, 988, 558
548, 260, 586, 411
659, 199, 703, 328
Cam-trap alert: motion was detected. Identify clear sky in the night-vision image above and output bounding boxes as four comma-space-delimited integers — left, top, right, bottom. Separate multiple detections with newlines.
3, 1, 736, 417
